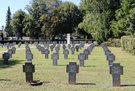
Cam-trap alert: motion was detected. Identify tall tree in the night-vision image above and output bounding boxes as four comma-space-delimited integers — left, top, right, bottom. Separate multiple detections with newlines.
79, 0, 120, 44
23, 15, 36, 39
39, 0, 62, 39
56, 2, 82, 34
5, 6, 12, 36
26, 0, 59, 39
40, 1, 82, 38
111, 0, 135, 38
11, 10, 27, 39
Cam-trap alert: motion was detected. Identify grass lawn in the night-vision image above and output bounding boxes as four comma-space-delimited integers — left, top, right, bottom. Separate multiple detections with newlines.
0, 44, 135, 91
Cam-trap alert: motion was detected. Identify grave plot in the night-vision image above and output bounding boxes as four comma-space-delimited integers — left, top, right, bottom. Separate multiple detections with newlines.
2, 46, 17, 65
0, 43, 135, 91
101, 43, 116, 65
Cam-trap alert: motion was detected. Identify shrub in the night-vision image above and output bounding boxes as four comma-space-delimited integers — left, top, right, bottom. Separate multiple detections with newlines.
104, 38, 121, 47
121, 36, 135, 55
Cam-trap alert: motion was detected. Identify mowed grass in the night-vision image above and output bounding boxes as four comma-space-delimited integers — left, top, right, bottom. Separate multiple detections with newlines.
0, 44, 135, 91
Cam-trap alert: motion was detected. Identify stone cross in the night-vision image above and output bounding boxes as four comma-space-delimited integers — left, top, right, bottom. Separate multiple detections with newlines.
8, 49, 13, 58
78, 53, 85, 67
26, 53, 33, 61
23, 61, 35, 82
107, 53, 115, 65
63, 49, 69, 59
68, 44, 71, 49
110, 63, 123, 87
2, 52, 10, 65
83, 49, 89, 60
44, 49, 50, 58
51, 53, 59, 66
66, 62, 79, 84
71, 47, 75, 54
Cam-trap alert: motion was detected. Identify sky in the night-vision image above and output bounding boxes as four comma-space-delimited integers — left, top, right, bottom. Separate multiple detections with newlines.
0, 0, 81, 30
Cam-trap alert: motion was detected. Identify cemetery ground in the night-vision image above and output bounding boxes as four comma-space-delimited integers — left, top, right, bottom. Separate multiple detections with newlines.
0, 45, 135, 91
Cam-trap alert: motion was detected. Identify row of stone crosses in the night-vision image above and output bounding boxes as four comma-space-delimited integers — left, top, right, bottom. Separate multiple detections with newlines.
22, 42, 95, 85
101, 43, 123, 87
1, 41, 123, 87
2, 42, 17, 65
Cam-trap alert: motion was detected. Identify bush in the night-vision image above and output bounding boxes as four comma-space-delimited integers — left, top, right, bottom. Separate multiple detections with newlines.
104, 38, 121, 47
121, 36, 135, 55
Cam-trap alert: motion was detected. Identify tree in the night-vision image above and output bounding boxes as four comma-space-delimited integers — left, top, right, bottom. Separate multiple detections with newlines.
5, 6, 12, 36
39, 0, 62, 39
111, 0, 135, 38
11, 10, 27, 39
26, 0, 60, 39
56, 2, 82, 34
23, 15, 36, 39
79, 0, 120, 44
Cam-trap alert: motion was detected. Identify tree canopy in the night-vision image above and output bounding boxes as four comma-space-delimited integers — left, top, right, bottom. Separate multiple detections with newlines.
7, 0, 135, 43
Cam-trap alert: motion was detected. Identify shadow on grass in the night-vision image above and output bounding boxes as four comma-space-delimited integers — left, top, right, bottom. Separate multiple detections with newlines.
84, 65, 96, 67
120, 84, 135, 87
0, 79, 11, 81
57, 64, 66, 66
0, 59, 24, 68
76, 82, 96, 85
57, 65, 96, 67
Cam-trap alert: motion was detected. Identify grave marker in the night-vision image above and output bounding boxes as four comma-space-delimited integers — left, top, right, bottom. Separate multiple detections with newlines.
23, 61, 35, 82
26, 53, 33, 61
110, 63, 123, 87
71, 47, 75, 54
107, 53, 115, 65
2, 52, 10, 65
78, 53, 85, 67
66, 62, 79, 84
51, 53, 59, 66
8, 49, 13, 58
63, 49, 69, 59
44, 49, 50, 58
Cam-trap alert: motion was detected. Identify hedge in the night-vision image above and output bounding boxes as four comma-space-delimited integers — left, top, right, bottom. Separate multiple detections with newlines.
121, 36, 135, 55
105, 38, 121, 47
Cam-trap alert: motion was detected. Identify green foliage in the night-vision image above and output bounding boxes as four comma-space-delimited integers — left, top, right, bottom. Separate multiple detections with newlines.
121, 36, 135, 55
105, 38, 121, 47
56, 2, 82, 34
79, 0, 120, 44
11, 10, 27, 39
25, 0, 50, 39
111, 0, 135, 38
23, 15, 36, 39
40, 1, 82, 38
5, 6, 12, 36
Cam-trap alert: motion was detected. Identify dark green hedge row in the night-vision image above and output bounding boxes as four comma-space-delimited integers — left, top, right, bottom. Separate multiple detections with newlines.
121, 36, 135, 55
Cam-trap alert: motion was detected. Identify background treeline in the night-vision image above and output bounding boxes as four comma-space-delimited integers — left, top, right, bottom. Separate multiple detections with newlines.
4, 0, 135, 44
